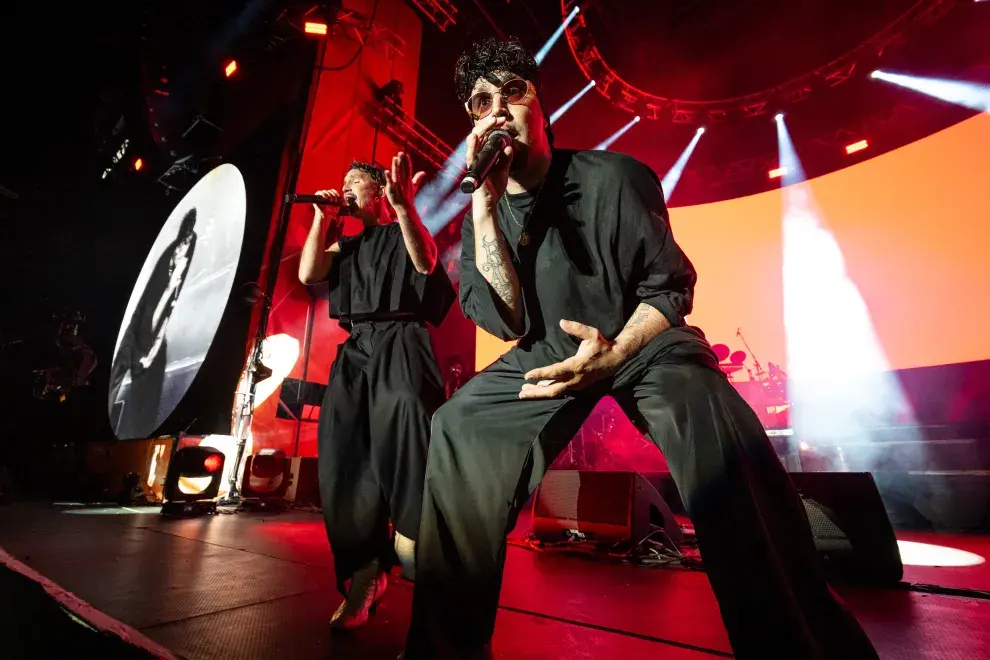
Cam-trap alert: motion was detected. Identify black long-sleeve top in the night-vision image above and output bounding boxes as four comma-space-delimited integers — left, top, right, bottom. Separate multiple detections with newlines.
328, 222, 455, 331
459, 149, 715, 373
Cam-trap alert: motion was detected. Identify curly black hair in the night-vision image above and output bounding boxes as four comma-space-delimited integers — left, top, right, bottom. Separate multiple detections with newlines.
454, 37, 553, 146
454, 37, 539, 104
347, 160, 385, 188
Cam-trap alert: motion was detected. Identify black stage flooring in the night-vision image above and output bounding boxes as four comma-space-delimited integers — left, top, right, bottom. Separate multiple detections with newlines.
2, 502, 989, 659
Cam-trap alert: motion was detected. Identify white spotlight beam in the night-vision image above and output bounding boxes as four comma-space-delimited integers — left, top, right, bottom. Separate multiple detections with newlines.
536, 5, 580, 65
776, 114, 918, 459
594, 116, 640, 151
550, 80, 596, 125
660, 127, 705, 199
416, 137, 469, 234
872, 70, 990, 113
774, 114, 806, 186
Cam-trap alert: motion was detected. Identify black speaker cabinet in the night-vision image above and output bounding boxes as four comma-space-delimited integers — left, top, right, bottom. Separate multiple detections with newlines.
789, 471, 903, 585
532, 470, 682, 552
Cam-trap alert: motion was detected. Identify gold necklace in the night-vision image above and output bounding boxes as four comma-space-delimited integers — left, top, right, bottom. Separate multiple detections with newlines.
502, 179, 545, 247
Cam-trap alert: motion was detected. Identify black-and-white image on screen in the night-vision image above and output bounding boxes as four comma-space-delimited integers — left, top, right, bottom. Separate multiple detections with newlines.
109, 164, 246, 440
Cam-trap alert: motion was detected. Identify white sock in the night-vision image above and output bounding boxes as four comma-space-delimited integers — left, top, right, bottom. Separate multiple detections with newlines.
394, 532, 415, 581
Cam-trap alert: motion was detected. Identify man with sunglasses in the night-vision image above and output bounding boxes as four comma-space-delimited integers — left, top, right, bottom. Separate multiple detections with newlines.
403, 38, 878, 659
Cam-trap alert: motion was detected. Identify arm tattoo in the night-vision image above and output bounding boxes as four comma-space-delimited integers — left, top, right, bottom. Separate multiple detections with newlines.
613, 303, 671, 360
479, 234, 515, 304
627, 304, 652, 328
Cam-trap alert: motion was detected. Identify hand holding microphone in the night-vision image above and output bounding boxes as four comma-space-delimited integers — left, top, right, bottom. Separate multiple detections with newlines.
285, 191, 354, 217
311, 189, 348, 244
461, 116, 513, 201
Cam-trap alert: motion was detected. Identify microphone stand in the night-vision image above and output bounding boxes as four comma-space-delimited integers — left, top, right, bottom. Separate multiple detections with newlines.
736, 328, 766, 380
221, 38, 327, 506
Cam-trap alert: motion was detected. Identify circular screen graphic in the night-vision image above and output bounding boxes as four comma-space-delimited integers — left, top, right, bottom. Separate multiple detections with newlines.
108, 164, 247, 440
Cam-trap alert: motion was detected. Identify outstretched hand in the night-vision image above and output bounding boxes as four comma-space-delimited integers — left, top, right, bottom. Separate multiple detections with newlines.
384, 151, 426, 215
519, 320, 627, 399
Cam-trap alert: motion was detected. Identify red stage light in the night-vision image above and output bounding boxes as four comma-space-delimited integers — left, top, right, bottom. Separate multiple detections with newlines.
846, 140, 869, 155
304, 21, 328, 35
134, 158, 144, 171
225, 60, 237, 77
769, 167, 787, 179
203, 454, 223, 473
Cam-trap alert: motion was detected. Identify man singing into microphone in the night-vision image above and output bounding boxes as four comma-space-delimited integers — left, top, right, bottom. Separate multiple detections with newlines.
299, 158, 454, 630
404, 38, 878, 659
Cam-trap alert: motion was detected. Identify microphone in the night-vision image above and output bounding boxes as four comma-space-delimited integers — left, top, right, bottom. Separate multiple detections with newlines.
285, 193, 354, 216
460, 129, 512, 194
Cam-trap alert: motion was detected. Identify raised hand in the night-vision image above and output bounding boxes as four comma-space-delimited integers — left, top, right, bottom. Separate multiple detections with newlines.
466, 115, 513, 206
384, 152, 426, 215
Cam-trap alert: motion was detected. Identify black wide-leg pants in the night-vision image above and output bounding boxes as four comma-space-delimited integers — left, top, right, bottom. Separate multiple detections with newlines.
406, 351, 878, 659
317, 320, 445, 596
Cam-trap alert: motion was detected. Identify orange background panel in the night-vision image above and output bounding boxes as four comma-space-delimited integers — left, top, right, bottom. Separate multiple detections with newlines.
477, 113, 990, 374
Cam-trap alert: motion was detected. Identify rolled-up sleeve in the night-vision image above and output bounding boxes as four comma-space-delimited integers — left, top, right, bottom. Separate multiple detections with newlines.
458, 212, 530, 340
618, 159, 696, 327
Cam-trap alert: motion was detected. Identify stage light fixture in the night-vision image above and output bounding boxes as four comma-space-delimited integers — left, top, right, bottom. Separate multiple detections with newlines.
846, 140, 869, 154
225, 60, 237, 77
240, 449, 292, 511
697, 127, 706, 135
251, 360, 273, 384
134, 158, 144, 171
304, 21, 328, 35
769, 167, 788, 179
161, 445, 226, 516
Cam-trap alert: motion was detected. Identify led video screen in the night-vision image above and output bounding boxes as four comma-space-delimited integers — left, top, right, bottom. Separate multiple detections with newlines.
477, 113, 990, 376
109, 164, 247, 440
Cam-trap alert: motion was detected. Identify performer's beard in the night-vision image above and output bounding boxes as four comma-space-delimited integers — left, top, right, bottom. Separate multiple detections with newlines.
509, 140, 530, 174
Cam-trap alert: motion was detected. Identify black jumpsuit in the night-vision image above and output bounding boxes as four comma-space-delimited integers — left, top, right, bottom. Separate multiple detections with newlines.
318, 221, 454, 596
406, 150, 878, 659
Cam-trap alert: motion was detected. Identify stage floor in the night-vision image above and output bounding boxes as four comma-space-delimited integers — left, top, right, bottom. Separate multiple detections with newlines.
1, 502, 989, 659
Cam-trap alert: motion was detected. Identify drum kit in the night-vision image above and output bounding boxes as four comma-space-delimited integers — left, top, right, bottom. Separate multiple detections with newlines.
713, 328, 791, 429
554, 328, 794, 470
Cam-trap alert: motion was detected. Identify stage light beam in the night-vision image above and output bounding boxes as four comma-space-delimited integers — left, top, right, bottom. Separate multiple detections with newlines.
536, 5, 580, 65
415, 137, 470, 235
594, 116, 640, 151
777, 114, 918, 463
871, 70, 990, 113
550, 80, 596, 125
660, 126, 706, 199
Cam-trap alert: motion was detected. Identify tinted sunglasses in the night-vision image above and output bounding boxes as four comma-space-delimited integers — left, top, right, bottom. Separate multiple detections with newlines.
465, 78, 532, 121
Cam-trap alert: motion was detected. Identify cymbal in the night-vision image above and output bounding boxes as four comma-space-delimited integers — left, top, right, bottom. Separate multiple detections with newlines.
712, 343, 731, 362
